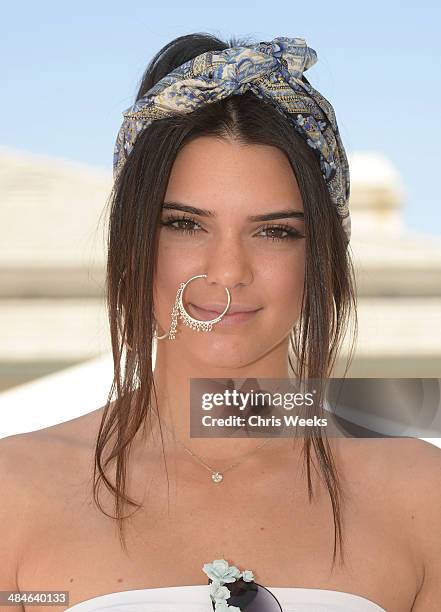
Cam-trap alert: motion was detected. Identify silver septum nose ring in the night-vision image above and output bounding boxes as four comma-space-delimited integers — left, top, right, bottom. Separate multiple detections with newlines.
154, 274, 231, 341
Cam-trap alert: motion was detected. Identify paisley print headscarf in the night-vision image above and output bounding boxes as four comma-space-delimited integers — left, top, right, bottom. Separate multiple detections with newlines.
113, 36, 351, 243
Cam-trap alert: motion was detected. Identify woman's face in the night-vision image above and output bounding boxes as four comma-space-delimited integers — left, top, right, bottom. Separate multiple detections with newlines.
154, 136, 306, 369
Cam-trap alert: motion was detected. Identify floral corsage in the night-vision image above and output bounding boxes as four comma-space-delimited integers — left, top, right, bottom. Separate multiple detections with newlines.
202, 558, 255, 611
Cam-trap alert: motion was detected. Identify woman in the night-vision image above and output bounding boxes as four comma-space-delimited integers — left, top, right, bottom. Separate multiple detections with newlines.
1, 32, 440, 612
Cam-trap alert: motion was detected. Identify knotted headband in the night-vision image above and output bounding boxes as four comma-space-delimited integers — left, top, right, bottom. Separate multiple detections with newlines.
113, 36, 351, 243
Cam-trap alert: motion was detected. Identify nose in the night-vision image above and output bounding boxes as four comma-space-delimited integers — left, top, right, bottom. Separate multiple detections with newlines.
203, 232, 254, 292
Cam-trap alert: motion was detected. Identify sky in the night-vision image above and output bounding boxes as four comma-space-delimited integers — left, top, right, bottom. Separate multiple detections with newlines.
2, 0, 440, 236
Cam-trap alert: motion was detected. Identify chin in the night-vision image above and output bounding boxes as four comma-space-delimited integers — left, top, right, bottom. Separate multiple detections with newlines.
196, 340, 262, 367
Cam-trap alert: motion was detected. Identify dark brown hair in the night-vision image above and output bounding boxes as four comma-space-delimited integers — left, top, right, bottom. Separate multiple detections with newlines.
94, 32, 358, 567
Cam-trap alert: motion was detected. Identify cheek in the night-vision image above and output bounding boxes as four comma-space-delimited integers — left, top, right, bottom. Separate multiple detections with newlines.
153, 241, 202, 316
153, 245, 181, 315
262, 248, 305, 312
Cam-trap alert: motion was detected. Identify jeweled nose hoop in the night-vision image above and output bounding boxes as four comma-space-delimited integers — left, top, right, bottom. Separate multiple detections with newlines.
154, 274, 231, 341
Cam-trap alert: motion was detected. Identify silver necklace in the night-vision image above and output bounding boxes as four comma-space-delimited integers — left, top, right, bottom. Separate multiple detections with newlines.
158, 417, 274, 483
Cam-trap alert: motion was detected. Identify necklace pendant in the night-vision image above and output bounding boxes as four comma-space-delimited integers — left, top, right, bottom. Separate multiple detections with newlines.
211, 471, 223, 483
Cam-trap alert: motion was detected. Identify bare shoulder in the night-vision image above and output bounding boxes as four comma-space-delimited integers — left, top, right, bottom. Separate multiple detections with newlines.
0, 433, 35, 593
342, 436, 441, 509
0, 405, 106, 487
363, 436, 441, 497
335, 435, 441, 480
391, 438, 441, 610
0, 406, 106, 588
1, 406, 98, 468
343, 437, 441, 609
0, 404, 106, 495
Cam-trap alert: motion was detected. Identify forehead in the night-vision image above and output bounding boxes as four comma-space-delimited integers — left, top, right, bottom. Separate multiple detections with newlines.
164, 136, 303, 213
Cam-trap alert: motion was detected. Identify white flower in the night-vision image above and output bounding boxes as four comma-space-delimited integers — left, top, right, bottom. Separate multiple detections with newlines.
203, 558, 255, 610
241, 569, 254, 582
202, 559, 242, 584
210, 582, 231, 601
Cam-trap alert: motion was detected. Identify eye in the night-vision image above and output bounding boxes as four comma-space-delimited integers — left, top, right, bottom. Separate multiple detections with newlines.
160, 214, 202, 234
258, 224, 305, 242
160, 215, 304, 242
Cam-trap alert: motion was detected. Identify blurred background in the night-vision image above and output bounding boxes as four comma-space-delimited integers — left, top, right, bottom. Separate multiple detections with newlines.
0, 1, 440, 440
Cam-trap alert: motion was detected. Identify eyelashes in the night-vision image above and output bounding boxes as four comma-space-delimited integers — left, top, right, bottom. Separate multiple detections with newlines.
160, 214, 305, 242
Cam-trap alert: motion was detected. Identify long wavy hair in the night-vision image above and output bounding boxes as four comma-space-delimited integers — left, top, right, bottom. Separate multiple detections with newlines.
94, 32, 358, 567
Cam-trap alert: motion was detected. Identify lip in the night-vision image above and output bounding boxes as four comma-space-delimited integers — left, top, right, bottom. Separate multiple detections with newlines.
192, 303, 261, 315
189, 303, 262, 326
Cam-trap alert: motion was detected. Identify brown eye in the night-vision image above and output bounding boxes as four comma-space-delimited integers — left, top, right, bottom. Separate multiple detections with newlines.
160, 214, 202, 235
259, 224, 304, 242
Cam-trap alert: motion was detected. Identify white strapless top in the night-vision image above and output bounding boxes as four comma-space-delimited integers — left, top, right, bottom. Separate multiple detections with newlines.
64, 585, 387, 611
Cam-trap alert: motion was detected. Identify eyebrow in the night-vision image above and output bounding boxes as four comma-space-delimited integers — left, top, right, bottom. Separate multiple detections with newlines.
162, 201, 304, 222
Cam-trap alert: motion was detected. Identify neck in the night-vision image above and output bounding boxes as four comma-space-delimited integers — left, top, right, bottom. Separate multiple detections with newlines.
146, 336, 293, 465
